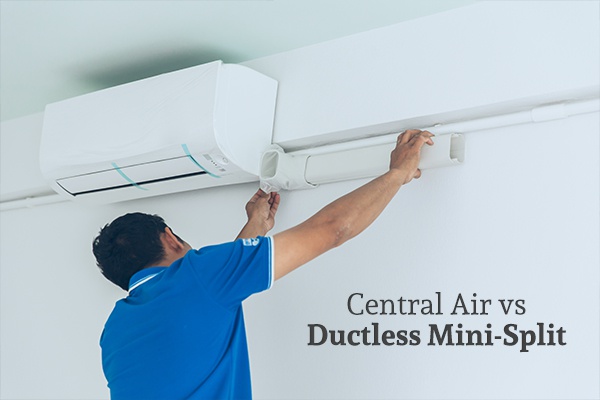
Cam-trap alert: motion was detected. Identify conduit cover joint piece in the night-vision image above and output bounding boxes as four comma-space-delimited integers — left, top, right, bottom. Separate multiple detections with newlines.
259, 145, 317, 192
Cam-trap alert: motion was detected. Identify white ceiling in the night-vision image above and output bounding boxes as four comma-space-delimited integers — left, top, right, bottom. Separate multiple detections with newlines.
0, 0, 474, 122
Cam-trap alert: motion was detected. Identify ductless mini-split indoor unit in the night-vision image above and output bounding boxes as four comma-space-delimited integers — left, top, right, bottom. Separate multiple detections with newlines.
40, 61, 278, 204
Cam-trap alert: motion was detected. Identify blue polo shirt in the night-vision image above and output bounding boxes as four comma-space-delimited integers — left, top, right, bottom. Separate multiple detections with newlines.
100, 236, 274, 399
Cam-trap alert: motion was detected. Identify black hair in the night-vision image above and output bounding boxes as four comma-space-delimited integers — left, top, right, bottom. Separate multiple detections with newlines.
92, 212, 169, 291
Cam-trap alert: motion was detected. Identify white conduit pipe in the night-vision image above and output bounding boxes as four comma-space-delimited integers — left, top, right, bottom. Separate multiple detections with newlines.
0, 194, 66, 212
290, 99, 600, 157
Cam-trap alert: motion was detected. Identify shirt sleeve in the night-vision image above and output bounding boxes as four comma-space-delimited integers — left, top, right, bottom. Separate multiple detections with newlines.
183, 236, 274, 310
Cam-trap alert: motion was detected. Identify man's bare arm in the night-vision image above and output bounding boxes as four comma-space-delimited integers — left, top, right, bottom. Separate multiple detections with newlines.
272, 129, 434, 280
236, 190, 280, 240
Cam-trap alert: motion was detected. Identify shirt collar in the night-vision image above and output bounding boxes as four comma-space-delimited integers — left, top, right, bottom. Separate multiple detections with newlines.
128, 267, 167, 293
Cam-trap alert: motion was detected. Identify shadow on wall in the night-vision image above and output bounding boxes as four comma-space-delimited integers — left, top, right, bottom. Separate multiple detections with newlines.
69, 47, 238, 89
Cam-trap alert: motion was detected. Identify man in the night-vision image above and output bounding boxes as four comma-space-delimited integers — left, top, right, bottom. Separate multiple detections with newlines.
94, 129, 434, 399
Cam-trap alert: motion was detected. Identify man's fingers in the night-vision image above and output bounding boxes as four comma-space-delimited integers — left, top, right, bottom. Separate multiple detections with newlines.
254, 189, 270, 201
257, 189, 270, 198
398, 129, 434, 145
398, 129, 422, 144
269, 192, 278, 202
248, 189, 270, 209
270, 193, 280, 213
409, 130, 435, 147
411, 130, 433, 140
398, 130, 420, 144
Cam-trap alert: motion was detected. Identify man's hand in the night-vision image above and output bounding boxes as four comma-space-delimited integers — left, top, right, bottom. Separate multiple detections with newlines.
389, 129, 434, 184
235, 189, 280, 240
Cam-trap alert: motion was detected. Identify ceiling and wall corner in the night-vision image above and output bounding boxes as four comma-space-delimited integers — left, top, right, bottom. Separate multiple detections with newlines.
0, 0, 475, 122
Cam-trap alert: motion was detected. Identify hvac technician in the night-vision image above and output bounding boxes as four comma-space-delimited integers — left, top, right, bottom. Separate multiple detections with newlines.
93, 129, 434, 399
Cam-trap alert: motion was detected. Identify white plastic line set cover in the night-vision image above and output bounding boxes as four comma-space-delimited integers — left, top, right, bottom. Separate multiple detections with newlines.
259, 134, 464, 193
258, 98, 600, 193
2, 98, 599, 211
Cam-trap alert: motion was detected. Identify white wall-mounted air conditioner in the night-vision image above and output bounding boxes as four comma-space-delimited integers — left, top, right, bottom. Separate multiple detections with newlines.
39, 60, 278, 204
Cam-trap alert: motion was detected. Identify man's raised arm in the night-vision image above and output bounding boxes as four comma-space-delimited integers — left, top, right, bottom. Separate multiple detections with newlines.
272, 129, 434, 280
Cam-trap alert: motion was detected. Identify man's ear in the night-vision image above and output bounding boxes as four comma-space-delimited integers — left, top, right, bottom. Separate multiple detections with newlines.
162, 227, 185, 251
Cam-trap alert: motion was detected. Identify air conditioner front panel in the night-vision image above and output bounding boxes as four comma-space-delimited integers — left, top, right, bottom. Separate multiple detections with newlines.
40, 60, 278, 204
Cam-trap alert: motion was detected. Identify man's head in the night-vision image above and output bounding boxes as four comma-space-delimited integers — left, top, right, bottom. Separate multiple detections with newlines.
92, 212, 190, 290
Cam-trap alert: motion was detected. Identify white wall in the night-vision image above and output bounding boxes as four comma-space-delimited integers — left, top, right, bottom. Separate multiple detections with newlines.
0, 113, 51, 201
243, 1, 599, 149
244, 112, 600, 399
1, 112, 598, 399
1, 1, 599, 399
